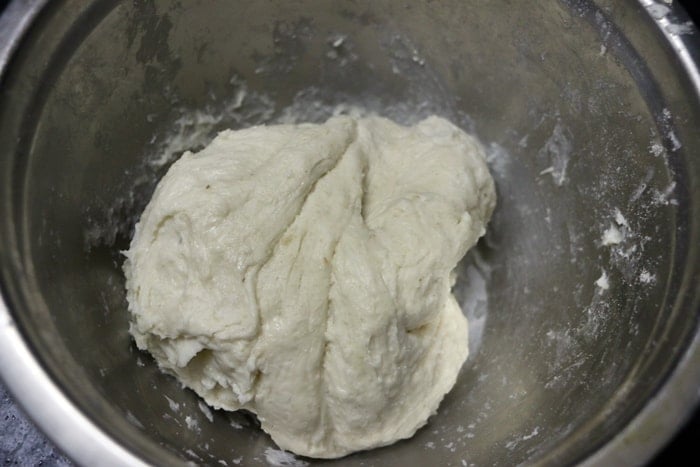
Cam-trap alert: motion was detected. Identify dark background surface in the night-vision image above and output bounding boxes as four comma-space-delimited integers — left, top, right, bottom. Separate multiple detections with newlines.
0, 0, 698, 465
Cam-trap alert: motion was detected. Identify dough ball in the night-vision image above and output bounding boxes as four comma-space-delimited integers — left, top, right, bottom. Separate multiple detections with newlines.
124, 115, 496, 458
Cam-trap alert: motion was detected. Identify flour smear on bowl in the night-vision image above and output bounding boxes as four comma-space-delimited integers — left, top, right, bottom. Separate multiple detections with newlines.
80, 28, 677, 465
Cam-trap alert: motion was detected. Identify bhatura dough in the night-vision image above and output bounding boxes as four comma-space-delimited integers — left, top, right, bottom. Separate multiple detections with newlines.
124, 115, 496, 458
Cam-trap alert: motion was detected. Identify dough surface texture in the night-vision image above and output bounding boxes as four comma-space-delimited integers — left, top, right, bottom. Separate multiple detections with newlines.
124, 115, 496, 458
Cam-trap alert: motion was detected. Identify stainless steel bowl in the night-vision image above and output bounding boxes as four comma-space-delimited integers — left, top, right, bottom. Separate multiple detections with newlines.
0, 1, 699, 466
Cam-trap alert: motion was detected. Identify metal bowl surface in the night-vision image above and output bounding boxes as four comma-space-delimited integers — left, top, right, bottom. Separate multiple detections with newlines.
0, 1, 699, 466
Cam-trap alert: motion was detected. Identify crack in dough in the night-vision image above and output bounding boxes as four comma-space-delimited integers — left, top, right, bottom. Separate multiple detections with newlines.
124, 115, 496, 458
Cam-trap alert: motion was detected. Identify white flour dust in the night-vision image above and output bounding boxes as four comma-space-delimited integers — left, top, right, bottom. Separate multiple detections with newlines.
595, 271, 610, 291
263, 448, 309, 467
77, 8, 684, 461
538, 122, 573, 186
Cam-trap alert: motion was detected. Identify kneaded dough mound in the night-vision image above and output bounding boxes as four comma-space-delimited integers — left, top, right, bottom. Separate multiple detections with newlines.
124, 115, 496, 458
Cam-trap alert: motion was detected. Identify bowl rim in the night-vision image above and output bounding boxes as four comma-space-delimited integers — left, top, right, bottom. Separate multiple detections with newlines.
0, 1, 698, 466
0, 1, 151, 465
